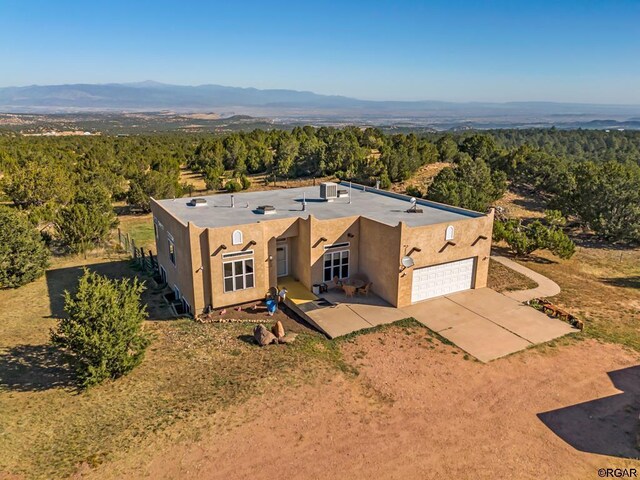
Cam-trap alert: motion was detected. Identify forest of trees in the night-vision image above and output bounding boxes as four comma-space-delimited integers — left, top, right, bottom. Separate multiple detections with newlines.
0, 126, 639, 280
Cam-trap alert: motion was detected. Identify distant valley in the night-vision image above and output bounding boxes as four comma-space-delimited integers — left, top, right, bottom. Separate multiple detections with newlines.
1, 81, 640, 132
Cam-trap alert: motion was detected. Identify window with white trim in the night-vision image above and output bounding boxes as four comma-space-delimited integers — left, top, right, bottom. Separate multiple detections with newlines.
445, 225, 455, 241
232, 229, 243, 246
168, 238, 176, 265
223, 258, 255, 292
323, 250, 349, 282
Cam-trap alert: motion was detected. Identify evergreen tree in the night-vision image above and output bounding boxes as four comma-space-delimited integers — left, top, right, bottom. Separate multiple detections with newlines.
56, 186, 118, 254
426, 154, 506, 212
51, 269, 150, 388
0, 206, 50, 288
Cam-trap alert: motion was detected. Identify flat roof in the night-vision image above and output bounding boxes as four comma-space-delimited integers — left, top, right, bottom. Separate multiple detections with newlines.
153, 182, 483, 229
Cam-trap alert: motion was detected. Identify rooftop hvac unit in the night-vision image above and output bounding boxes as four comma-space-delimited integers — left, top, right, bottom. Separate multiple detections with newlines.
319, 182, 338, 201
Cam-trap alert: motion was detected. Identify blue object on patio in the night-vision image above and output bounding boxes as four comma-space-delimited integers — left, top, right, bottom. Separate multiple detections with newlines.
266, 299, 277, 314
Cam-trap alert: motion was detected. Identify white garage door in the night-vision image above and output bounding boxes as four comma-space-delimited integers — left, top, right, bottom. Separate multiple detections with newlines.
411, 257, 476, 303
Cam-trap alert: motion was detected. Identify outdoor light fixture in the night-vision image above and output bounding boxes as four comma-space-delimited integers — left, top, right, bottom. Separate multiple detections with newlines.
220, 244, 227, 250
268, 255, 273, 261
400, 255, 415, 272
319, 237, 328, 242
196, 266, 204, 273
408, 247, 422, 256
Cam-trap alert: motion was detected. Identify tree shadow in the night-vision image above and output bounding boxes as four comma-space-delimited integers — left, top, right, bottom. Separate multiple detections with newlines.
490, 246, 558, 265
0, 344, 77, 392
572, 233, 639, 251
538, 365, 640, 459
45, 260, 174, 321
600, 276, 640, 289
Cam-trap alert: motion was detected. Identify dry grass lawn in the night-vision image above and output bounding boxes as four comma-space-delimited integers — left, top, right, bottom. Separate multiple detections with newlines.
0, 253, 345, 479
487, 257, 538, 292
1, 187, 639, 479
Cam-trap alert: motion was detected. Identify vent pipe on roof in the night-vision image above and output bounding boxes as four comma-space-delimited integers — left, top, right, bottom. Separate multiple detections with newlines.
230, 195, 235, 208
302, 192, 307, 211
349, 181, 352, 204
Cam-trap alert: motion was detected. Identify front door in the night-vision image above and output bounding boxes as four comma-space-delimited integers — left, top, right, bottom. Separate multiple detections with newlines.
276, 244, 288, 277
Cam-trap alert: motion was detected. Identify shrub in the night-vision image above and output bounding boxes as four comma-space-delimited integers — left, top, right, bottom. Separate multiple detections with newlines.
51, 269, 150, 388
0, 206, 50, 288
240, 174, 252, 190
405, 185, 424, 198
225, 180, 242, 193
493, 218, 575, 259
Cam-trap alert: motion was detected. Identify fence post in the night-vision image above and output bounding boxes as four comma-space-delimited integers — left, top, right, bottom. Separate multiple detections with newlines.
140, 248, 146, 271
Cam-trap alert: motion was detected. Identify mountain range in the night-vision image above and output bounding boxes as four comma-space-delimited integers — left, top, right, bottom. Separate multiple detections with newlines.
2, 81, 640, 128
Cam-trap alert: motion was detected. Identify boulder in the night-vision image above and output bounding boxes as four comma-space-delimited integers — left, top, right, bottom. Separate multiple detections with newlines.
272, 320, 285, 339
278, 333, 298, 344
254, 324, 277, 346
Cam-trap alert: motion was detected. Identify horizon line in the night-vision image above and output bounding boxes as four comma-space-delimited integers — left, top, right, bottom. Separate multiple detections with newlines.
2, 81, 640, 108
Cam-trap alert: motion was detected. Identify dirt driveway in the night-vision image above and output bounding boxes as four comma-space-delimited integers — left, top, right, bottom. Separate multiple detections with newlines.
89, 331, 640, 480
401, 288, 576, 362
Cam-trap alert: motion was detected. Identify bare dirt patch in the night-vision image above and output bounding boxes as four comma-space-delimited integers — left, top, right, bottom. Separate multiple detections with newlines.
390, 162, 450, 194
87, 328, 640, 480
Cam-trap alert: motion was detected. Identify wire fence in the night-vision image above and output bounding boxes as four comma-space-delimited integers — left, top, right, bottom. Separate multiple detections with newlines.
116, 228, 158, 276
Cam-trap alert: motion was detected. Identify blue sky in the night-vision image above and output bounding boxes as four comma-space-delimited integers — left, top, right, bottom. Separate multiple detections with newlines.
1, 0, 639, 103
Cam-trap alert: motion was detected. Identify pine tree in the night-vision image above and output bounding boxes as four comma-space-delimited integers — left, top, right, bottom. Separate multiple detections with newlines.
51, 269, 150, 388
0, 206, 50, 288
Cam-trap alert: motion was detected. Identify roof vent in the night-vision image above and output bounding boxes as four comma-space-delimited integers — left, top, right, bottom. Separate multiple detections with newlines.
319, 182, 338, 202
406, 197, 423, 214
188, 198, 207, 207
256, 205, 276, 215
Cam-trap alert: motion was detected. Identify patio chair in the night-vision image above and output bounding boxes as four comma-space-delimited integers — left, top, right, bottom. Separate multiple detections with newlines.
342, 284, 357, 298
358, 282, 373, 297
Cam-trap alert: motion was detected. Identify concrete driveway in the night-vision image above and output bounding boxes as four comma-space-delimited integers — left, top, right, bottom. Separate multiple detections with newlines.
400, 288, 576, 362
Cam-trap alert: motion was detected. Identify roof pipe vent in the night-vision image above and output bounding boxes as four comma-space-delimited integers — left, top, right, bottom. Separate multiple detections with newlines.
230, 195, 235, 208
302, 192, 307, 211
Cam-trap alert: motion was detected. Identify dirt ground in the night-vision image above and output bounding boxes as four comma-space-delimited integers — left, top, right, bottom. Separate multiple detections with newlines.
83, 330, 640, 480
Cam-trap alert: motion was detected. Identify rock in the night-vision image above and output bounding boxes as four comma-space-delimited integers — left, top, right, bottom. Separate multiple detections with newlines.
272, 320, 285, 339
278, 333, 298, 344
254, 324, 277, 346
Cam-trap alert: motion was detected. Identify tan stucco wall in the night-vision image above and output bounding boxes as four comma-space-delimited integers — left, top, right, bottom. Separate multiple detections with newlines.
396, 209, 495, 307
358, 217, 402, 306
152, 198, 495, 313
150, 199, 199, 312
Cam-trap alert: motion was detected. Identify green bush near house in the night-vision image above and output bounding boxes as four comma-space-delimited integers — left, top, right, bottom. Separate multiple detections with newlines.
51, 269, 150, 388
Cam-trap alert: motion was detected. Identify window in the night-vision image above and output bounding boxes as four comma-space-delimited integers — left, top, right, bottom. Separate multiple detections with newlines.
223, 258, 255, 292
445, 225, 455, 241
168, 238, 176, 265
323, 250, 349, 282
232, 229, 243, 246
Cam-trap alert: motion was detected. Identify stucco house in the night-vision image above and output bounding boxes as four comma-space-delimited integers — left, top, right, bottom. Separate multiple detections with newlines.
150, 181, 494, 317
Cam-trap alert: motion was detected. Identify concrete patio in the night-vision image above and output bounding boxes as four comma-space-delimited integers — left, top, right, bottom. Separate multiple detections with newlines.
279, 276, 576, 362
